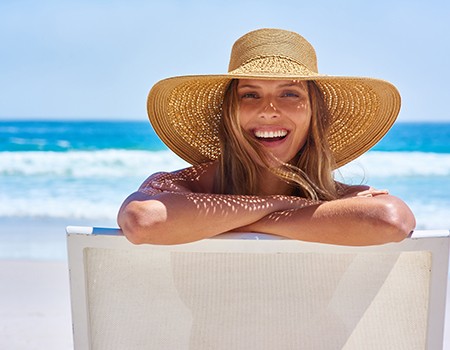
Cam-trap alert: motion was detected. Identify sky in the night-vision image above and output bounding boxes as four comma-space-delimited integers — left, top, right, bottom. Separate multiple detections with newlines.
0, 0, 449, 122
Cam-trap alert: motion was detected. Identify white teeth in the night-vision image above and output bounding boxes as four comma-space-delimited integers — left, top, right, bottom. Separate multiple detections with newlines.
254, 130, 288, 138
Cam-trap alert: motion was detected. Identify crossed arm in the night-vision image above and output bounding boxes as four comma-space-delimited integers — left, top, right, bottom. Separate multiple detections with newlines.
118, 168, 416, 246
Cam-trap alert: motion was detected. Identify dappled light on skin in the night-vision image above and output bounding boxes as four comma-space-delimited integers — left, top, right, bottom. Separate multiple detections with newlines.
183, 193, 317, 215
266, 205, 320, 223
140, 163, 214, 194
138, 162, 320, 218
185, 193, 270, 215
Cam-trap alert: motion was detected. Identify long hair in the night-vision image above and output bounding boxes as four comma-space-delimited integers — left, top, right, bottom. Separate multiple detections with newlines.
213, 79, 339, 200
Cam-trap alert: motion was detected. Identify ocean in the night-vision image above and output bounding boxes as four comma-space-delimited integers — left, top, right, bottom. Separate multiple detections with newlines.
1, 120, 450, 259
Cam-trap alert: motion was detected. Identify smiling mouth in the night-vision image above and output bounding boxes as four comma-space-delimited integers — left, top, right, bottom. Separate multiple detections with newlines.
254, 129, 288, 142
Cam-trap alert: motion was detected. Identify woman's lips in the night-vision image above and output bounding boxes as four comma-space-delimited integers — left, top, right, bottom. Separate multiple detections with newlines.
254, 129, 288, 139
252, 128, 289, 146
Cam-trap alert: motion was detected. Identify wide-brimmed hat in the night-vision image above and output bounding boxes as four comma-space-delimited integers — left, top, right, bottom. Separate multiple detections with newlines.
147, 28, 401, 168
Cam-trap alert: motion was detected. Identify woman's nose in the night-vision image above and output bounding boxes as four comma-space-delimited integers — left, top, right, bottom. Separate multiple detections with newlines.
260, 101, 279, 119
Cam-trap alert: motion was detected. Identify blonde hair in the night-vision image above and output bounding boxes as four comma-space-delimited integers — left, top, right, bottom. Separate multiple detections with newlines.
213, 79, 340, 200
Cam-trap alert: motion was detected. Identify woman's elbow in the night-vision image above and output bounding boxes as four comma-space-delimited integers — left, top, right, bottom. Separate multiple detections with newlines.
376, 197, 416, 243
118, 200, 168, 245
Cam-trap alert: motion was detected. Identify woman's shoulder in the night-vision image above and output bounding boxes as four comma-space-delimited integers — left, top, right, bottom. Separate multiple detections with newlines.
141, 161, 218, 194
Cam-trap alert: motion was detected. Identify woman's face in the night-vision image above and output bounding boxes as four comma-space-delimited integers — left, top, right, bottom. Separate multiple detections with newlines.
237, 79, 312, 164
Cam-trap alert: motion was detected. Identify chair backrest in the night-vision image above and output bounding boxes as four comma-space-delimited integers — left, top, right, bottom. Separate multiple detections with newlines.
66, 227, 450, 350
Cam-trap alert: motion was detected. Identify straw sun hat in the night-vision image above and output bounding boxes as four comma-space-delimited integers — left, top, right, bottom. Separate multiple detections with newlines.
147, 28, 401, 168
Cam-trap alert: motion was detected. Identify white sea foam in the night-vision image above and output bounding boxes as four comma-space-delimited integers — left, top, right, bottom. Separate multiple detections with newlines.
0, 150, 189, 177
408, 201, 450, 230
1, 150, 449, 179
339, 151, 450, 178
1, 150, 449, 226
0, 150, 189, 220
0, 194, 121, 220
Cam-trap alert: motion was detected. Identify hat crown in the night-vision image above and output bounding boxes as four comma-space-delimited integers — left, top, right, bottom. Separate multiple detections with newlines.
228, 28, 318, 73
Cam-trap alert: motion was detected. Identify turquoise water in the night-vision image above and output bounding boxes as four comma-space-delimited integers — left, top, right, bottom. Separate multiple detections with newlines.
2, 120, 450, 153
1, 120, 449, 231
0, 120, 166, 152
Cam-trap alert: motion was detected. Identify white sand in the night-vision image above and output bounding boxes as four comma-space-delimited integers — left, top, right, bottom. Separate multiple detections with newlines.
0, 260, 73, 350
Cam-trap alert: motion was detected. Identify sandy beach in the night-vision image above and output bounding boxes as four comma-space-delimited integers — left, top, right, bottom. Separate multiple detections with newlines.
0, 217, 114, 350
0, 260, 73, 350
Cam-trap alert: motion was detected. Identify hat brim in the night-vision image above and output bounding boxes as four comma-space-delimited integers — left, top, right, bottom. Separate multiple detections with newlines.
147, 73, 400, 169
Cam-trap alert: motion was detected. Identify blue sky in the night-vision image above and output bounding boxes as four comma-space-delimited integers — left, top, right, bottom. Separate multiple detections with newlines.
1, 0, 449, 121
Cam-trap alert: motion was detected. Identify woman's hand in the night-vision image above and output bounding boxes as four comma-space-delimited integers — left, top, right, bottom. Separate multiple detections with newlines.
340, 184, 389, 198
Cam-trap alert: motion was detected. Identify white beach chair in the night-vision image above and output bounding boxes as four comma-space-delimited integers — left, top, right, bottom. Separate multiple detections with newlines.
66, 227, 450, 350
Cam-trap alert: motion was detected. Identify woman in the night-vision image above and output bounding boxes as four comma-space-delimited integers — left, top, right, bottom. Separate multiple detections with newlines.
118, 28, 415, 246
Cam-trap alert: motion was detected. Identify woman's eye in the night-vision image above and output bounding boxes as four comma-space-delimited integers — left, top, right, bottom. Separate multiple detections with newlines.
282, 92, 299, 98
241, 93, 259, 99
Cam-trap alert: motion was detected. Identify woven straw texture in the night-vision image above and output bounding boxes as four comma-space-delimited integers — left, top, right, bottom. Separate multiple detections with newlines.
147, 28, 401, 168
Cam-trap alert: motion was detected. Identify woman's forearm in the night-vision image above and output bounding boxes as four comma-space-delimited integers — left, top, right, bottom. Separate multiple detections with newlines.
118, 191, 316, 245
239, 195, 416, 246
